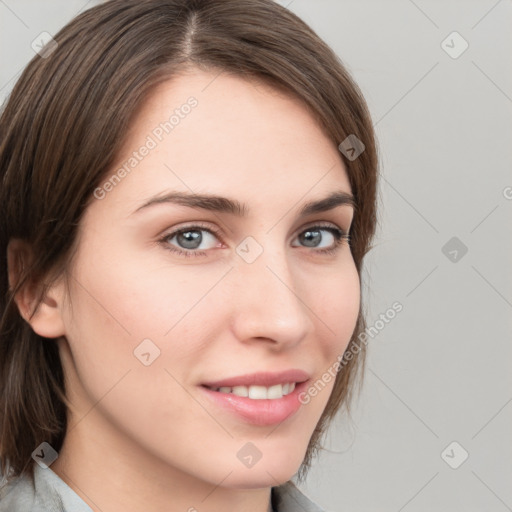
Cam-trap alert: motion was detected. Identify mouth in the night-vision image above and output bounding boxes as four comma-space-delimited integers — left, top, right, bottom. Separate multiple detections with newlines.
199, 370, 310, 426
202, 382, 297, 400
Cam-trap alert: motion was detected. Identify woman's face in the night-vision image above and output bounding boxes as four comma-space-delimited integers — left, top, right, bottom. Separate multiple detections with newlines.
53, 69, 360, 488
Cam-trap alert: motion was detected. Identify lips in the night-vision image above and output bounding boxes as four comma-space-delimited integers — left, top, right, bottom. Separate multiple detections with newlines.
201, 369, 310, 388
199, 369, 310, 426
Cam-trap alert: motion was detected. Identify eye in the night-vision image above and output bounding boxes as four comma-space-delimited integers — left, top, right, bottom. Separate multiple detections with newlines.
291, 224, 350, 254
159, 223, 222, 258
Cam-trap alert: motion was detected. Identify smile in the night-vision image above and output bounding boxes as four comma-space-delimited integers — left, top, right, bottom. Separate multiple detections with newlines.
204, 382, 296, 400
199, 370, 310, 426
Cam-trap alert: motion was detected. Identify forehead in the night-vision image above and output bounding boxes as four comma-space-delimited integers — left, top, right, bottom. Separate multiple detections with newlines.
101, 69, 352, 213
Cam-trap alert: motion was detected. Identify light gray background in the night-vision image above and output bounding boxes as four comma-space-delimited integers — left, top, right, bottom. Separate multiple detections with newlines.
1, 1, 511, 511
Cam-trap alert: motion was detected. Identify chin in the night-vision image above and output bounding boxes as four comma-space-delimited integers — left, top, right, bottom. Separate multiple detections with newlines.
224, 467, 298, 490
220, 450, 306, 490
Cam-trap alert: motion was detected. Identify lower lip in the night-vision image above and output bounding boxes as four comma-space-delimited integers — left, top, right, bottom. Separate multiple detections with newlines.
199, 381, 308, 426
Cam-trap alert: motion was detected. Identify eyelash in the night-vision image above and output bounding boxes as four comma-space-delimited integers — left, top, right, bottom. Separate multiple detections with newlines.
158, 222, 350, 258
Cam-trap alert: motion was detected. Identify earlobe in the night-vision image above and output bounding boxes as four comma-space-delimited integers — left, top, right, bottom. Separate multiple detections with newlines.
6, 238, 67, 339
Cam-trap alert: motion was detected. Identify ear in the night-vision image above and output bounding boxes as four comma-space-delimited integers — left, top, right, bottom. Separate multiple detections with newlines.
7, 238, 67, 339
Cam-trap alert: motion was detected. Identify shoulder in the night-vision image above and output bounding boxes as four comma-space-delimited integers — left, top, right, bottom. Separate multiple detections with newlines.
272, 481, 326, 512
0, 462, 92, 512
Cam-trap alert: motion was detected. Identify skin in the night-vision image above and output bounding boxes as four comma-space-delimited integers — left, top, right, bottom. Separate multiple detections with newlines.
11, 69, 360, 512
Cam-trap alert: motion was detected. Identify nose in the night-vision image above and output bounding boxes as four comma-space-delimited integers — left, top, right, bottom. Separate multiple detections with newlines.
228, 245, 315, 350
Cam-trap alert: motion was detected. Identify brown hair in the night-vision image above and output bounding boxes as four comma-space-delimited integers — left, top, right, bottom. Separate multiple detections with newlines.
0, 0, 378, 486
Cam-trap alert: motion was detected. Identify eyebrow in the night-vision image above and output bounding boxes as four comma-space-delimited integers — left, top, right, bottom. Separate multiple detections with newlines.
131, 190, 356, 217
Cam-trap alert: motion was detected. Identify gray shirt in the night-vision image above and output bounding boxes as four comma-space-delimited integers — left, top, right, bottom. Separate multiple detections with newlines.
0, 462, 325, 512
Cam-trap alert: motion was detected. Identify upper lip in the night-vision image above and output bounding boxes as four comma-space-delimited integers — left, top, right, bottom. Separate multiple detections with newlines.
202, 369, 310, 388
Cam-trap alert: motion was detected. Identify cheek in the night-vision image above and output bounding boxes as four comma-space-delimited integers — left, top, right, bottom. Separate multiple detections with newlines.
61, 245, 233, 409
289, 257, 360, 411
61, 251, 234, 452
67, 244, 230, 341
309, 258, 361, 357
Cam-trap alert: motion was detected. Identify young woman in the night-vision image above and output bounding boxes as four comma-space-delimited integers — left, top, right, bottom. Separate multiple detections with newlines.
0, 1, 378, 511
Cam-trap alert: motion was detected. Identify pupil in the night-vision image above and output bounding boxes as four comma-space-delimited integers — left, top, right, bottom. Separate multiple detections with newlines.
178, 230, 202, 249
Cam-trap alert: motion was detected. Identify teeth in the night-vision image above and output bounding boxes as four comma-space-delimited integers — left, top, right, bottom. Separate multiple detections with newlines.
232, 385, 248, 397
267, 384, 283, 399
249, 385, 268, 399
210, 383, 296, 399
